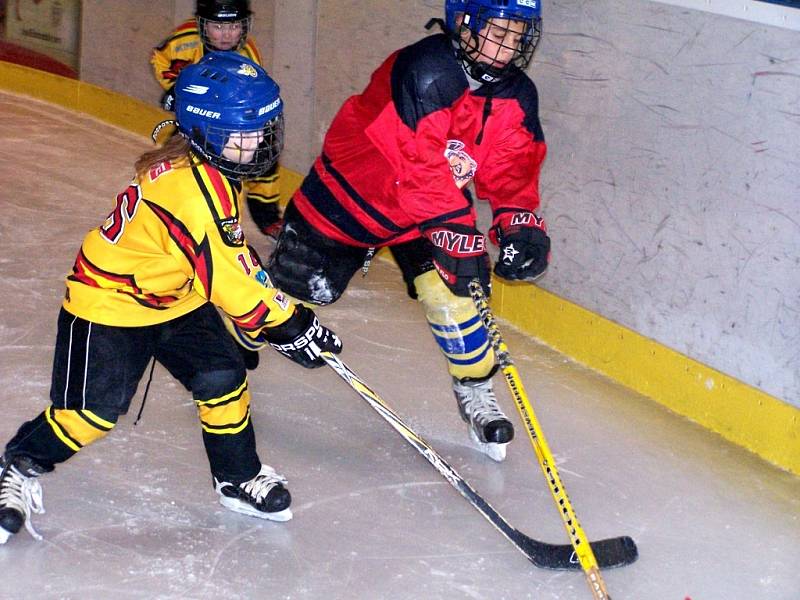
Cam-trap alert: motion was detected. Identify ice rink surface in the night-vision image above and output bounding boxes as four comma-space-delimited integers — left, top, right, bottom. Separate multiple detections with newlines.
1, 92, 799, 600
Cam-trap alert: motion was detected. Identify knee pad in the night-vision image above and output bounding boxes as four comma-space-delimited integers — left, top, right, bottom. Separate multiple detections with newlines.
266, 205, 364, 305
194, 375, 251, 435
388, 237, 436, 300
415, 270, 496, 380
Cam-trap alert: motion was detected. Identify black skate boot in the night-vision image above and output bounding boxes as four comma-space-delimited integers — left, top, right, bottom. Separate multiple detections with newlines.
0, 454, 46, 544
214, 464, 292, 522
453, 377, 515, 462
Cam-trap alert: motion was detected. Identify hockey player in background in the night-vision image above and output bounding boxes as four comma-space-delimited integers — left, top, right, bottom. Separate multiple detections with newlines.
0, 53, 342, 545
151, 0, 284, 239
266, 0, 551, 462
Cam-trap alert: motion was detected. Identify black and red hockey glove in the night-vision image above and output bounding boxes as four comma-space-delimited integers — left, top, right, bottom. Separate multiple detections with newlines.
263, 305, 342, 368
425, 224, 491, 297
490, 210, 551, 282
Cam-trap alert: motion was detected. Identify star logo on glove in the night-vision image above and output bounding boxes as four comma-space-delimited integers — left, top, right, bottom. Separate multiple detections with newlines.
502, 243, 519, 264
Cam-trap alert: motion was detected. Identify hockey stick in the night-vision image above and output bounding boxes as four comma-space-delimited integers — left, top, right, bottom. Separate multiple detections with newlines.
469, 282, 636, 599
321, 351, 637, 571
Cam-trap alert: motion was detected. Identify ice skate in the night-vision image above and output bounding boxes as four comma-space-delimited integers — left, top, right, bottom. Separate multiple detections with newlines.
0, 454, 46, 544
453, 377, 514, 462
214, 464, 292, 522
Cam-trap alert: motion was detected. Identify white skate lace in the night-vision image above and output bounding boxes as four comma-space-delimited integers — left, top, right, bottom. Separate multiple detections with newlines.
0, 465, 45, 541
456, 380, 507, 427
239, 465, 288, 503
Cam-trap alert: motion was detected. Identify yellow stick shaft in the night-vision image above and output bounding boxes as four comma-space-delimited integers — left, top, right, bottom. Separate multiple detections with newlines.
471, 283, 612, 600
502, 357, 610, 600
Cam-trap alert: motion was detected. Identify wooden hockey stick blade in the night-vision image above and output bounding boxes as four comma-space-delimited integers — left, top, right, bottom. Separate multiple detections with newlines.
321, 352, 639, 571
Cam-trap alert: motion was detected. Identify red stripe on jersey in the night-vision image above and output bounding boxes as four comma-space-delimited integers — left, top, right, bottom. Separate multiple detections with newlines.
230, 301, 271, 331
68, 250, 101, 288
70, 249, 142, 291
243, 40, 262, 64
203, 164, 233, 216
146, 202, 214, 295
69, 249, 182, 308
175, 20, 197, 33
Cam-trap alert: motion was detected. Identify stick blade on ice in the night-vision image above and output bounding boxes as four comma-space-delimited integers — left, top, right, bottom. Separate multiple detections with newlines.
513, 531, 639, 570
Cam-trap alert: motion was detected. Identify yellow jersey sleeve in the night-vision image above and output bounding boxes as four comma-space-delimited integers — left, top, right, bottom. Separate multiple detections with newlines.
151, 20, 204, 90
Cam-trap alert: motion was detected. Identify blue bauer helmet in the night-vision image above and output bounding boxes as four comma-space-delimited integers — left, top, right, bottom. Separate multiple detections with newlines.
445, 0, 542, 83
174, 51, 284, 179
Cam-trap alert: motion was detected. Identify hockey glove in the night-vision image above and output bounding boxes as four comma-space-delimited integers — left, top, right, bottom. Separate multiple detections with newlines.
263, 305, 342, 368
490, 211, 551, 282
426, 224, 491, 297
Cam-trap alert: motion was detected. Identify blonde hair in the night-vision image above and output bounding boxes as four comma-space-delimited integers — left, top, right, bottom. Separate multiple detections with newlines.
134, 133, 192, 177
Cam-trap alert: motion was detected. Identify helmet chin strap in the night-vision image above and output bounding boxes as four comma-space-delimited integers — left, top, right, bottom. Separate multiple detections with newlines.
466, 60, 503, 84
455, 23, 508, 85
151, 119, 178, 144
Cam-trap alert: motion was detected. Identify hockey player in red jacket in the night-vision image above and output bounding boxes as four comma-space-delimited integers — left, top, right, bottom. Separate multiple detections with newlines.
267, 0, 551, 462
0, 53, 342, 545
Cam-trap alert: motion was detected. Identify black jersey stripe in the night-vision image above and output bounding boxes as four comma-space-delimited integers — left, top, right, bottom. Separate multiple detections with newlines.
418, 205, 474, 231
191, 164, 223, 220
319, 154, 416, 237
300, 164, 387, 245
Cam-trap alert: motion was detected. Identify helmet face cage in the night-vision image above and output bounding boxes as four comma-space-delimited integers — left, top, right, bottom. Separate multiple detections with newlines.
197, 15, 252, 51
196, 0, 252, 51
448, 1, 542, 83
189, 114, 284, 179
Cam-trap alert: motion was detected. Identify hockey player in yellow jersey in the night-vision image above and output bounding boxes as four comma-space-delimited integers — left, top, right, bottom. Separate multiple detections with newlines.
151, 0, 283, 239
0, 52, 342, 545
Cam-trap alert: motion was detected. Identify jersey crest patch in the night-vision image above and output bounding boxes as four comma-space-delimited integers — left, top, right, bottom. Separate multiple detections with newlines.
444, 140, 477, 189
218, 217, 245, 247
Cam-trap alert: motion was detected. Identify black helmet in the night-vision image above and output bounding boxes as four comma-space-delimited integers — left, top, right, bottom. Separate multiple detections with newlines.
196, 0, 252, 51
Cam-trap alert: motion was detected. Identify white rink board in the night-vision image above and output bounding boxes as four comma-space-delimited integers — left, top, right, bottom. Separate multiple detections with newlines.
652, 0, 800, 30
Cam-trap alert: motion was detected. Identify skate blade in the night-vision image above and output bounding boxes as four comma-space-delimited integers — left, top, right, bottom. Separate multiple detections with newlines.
469, 427, 508, 462
219, 497, 293, 522
0, 527, 12, 544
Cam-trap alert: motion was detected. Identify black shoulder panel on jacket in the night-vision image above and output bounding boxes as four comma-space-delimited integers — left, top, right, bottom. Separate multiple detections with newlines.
476, 70, 545, 142
391, 34, 469, 131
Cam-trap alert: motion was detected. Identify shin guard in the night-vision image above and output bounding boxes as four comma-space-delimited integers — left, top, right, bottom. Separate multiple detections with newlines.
414, 270, 496, 380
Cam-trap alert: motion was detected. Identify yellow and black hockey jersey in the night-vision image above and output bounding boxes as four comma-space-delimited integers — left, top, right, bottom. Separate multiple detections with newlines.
151, 19, 262, 91
64, 156, 293, 338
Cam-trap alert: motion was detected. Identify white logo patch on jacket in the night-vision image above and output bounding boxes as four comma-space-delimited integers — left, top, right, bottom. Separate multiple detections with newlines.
444, 140, 477, 189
